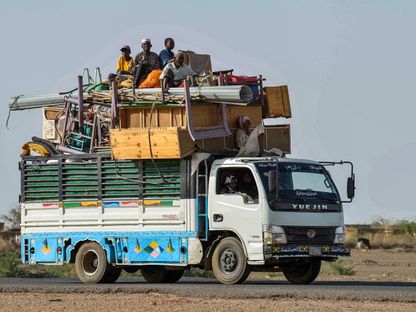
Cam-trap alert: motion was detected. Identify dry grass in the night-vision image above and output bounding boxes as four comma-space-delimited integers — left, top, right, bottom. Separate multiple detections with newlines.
0, 237, 11, 255
345, 227, 416, 251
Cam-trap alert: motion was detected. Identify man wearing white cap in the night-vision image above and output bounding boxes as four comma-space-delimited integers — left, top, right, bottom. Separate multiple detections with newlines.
131, 38, 160, 87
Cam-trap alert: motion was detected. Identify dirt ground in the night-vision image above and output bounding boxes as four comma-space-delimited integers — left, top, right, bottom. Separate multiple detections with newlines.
251, 249, 416, 282
0, 250, 414, 311
0, 293, 415, 312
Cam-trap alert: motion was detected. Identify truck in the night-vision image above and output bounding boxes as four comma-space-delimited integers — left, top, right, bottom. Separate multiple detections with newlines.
20, 152, 355, 284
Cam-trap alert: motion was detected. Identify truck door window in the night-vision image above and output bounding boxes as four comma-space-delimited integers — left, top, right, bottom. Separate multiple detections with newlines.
216, 168, 258, 204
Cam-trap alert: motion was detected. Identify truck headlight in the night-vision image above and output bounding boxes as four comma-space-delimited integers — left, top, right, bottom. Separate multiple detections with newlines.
263, 224, 287, 244
272, 233, 287, 244
334, 226, 345, 244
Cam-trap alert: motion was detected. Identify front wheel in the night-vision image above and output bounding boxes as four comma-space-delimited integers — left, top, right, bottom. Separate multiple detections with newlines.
212, 237, 250, 285
282, 259, 321, 284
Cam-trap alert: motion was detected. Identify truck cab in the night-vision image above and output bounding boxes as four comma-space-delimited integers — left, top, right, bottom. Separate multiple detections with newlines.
205, 157, 354, 284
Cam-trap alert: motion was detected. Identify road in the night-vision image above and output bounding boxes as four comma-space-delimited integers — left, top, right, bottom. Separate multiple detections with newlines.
0, 277, 415, 302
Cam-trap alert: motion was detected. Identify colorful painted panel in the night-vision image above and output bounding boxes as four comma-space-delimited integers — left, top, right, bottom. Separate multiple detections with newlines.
125, 237, 184, 263
33, 238, 59, 263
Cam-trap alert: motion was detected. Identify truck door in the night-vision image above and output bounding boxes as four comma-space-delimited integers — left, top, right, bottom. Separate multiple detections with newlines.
209, 166, 263, 261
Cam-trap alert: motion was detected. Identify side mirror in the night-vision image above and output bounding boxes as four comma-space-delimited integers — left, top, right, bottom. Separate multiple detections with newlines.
268, 170, 277, 193
347, 175, 355, 199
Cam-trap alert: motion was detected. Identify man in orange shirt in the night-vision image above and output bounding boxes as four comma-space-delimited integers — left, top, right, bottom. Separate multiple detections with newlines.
116, 45, 133, 74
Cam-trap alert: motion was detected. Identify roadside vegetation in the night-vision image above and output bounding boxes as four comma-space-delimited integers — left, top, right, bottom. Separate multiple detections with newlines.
329, 259, 356, 276
346, 219, 416, 251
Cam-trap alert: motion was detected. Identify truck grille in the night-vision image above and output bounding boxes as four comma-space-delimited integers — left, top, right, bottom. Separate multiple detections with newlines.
283, 226, 336, 244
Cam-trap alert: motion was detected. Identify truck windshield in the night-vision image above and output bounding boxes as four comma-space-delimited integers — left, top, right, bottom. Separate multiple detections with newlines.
255, 161, 341, 211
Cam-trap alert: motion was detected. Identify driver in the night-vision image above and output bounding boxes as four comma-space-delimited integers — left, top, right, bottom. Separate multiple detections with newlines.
238, 172, 258, 200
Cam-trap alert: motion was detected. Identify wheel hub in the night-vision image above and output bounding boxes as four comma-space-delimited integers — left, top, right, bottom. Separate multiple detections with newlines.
81, 250, 99, 275
220, 248, 238, 273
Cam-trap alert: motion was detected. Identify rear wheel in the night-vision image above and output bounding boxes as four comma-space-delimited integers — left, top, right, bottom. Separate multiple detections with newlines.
164, 270, 185, 283
102, 266, 122, 283
282, 259, 321, 284
75, 242, 108, 284
212, 237, 250, 285
141, 266, 167, 283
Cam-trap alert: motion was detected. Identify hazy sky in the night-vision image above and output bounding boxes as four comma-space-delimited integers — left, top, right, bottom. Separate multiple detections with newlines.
0, 1, 415, 223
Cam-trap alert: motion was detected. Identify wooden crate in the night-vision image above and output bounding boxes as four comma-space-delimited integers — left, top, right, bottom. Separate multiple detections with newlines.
110, 127, 196, 160
119, 106, 186, 128
119, 104, 264, 130
196, 133, 235, 152
263, 125, 291, 154
264, 86, 292, 118
227, 105, 263, 128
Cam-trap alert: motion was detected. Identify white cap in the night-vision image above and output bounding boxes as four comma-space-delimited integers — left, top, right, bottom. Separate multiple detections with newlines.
225, 175, 237, 185
141, 38, 151, 44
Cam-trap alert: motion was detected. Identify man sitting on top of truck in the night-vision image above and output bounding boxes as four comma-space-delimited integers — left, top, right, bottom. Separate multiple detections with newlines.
236, 116, 283, 157
235, 116, 265, 157
159, 37, 175, 68
116, 45, 133, 75
160, 51, 196, 91
131, 38, 160, 87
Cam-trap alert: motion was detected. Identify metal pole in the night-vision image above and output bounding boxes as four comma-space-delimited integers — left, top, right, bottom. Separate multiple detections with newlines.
111, 80, 118, 128
77, 75, 84, 129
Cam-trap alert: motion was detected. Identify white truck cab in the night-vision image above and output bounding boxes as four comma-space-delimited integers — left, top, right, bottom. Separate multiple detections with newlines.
205, 157, 354, 284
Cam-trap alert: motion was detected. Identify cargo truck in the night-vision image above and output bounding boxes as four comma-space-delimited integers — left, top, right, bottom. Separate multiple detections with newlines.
20, 153, 355, 284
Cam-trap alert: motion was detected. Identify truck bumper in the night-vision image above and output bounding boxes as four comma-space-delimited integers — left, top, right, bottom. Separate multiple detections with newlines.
265, 244, 350, 259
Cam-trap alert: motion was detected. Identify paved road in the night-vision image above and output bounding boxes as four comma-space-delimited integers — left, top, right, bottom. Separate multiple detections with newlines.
0, 277, 415, 302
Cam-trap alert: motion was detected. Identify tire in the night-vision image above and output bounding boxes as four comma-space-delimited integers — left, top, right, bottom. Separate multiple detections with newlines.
164, 270, 185, 283
101, 266, 122, 283
75, 242, 108, 284
123, 266, 140, 274
141, 266, 168, 283
283, 259, 321, 284
211, 237, 250, 285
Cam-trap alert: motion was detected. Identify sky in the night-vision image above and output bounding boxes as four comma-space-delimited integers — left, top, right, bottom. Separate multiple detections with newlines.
0, 1, 415, 224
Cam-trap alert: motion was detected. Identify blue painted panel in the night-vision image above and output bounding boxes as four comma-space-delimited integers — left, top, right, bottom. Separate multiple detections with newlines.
21, 231, 195, 265
125, 237, 183, 263
30, 238, 64, 264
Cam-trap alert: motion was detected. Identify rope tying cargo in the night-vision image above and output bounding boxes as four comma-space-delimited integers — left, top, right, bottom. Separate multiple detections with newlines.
6, 95, 23, 129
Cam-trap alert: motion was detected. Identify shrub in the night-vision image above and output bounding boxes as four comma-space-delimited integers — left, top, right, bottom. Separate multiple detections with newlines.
0, 251, 69, 278
329, 259, 356, 276
184, 267, 214, 278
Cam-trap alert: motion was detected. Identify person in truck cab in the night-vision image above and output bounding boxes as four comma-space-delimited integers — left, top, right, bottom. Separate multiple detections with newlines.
222, 175, 238, 194
131, 38, 160, 87
160, 51, 196, 91
159, 38, 175, 68
238, 171, 258, 200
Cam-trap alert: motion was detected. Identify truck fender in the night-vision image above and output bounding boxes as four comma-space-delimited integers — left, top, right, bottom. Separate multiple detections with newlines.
204, 232, 248, 270
66, 238, 115, 264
